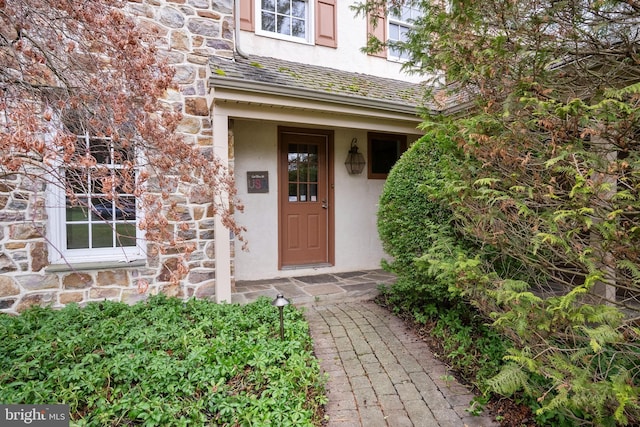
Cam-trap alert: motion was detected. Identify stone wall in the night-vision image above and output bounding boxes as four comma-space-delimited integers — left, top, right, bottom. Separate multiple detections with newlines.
0, 0, 235, 315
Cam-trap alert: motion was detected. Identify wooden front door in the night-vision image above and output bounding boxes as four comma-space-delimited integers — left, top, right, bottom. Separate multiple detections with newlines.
278, 128, 333, 268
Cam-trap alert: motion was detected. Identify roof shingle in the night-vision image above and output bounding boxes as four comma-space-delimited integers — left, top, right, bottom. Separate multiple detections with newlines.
210, 54, 430, 110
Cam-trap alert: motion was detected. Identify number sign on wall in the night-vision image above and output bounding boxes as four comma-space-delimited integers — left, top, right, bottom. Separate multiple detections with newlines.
247, 171, 269, 193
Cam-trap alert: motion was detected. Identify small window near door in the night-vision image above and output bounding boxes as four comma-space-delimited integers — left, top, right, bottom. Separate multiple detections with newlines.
367, 132, 407, 179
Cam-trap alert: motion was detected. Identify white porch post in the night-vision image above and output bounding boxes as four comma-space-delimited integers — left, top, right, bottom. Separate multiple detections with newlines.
213, 109, 232, 303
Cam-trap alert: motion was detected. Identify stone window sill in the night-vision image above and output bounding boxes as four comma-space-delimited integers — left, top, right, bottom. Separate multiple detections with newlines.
46, 259, 147, 273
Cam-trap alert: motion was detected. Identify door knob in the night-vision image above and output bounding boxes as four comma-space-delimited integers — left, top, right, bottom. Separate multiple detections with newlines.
322, 199, 328, 209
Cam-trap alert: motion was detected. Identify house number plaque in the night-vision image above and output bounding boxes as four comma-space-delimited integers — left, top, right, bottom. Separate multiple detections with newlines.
247, 171, 269, 193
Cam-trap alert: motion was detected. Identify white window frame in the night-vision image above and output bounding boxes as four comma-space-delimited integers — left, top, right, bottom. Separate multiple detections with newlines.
387, 1, 421, 62
255, 0, 315, 44
46, 132, 145, 265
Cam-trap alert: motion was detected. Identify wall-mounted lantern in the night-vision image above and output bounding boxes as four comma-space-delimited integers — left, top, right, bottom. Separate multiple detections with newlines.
272, 294, 290, 340
344, 138, 366, 175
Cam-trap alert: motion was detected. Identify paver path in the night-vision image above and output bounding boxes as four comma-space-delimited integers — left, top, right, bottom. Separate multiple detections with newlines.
304, 302, 499, 427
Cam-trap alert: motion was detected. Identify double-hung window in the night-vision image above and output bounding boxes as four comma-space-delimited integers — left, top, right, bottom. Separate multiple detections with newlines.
48, 132, 143, 265
367, 1, 422, 61
387, 2, 421, 61
259, 0, 309, 42
241, 0, 336, 47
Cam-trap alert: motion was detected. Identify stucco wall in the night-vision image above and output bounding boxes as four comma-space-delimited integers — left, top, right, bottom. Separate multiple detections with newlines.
232, 119, 414, 281
238, 0, 426, 84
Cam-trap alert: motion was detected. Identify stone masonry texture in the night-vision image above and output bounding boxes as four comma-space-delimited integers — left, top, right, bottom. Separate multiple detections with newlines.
0, 0, 235, 314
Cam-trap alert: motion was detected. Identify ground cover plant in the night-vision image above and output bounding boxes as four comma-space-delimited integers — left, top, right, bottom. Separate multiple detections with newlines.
0, 295, 327, 426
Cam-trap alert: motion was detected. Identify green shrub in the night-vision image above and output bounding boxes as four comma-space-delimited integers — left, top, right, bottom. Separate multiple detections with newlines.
426, 247, 640, 426
0, 295, 327, 426
485, 278, 640, 426
376, 131, 513, 414
377, 133, 468, 306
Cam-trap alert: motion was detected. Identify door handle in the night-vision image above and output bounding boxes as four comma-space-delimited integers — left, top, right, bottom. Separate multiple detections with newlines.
322, 199, 328, 209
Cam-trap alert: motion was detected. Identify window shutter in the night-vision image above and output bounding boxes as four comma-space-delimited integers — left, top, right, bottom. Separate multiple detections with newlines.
367, 8, 386, 58
240, 0, 254, 31
315, 0, 337, 48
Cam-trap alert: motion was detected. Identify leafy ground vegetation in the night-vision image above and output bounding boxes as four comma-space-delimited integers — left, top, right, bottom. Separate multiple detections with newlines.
0, 295, 327, 426
375, 286, 535, 427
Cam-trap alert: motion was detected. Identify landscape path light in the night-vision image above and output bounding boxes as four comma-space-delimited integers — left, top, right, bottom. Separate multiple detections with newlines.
272, 294, 290, 340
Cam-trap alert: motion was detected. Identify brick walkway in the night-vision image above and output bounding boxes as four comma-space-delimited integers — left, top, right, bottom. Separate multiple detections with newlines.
305, 302, 498, 427
232, 270, 499, 426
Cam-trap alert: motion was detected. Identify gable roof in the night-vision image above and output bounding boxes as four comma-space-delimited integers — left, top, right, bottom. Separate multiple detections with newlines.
209, 54, 435, 115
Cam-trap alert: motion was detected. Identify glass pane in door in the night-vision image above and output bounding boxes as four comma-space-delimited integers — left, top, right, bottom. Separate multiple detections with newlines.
287, 143, 318, 203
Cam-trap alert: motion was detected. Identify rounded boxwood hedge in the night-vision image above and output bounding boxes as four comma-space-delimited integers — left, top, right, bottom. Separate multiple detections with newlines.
377, 132, 465, 308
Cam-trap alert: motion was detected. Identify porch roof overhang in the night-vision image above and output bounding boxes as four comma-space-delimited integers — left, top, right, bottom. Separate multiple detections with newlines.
208, 54, 435, 128
208, 55, 431, 303
209, 85, 425, 133
210, 76, 425, 116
